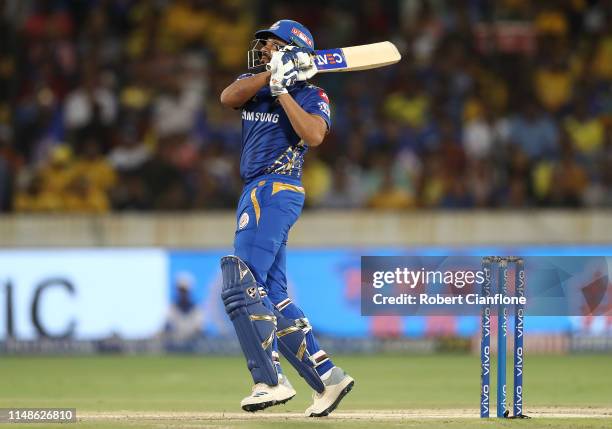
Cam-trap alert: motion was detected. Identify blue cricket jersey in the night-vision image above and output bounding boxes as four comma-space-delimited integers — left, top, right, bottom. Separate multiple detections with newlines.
236, 73, 331, 184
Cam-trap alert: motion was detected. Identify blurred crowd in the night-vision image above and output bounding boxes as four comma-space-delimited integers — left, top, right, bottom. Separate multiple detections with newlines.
1, 0, 611, 213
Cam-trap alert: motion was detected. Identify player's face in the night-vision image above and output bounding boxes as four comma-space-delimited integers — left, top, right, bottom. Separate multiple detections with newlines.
248, 37, 287, 69
259, 38, 287, 64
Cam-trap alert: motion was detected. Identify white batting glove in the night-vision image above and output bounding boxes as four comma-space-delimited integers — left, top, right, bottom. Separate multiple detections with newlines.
267, 51, 298, 96
282, 46, 318, 81
297, 63, 317, 81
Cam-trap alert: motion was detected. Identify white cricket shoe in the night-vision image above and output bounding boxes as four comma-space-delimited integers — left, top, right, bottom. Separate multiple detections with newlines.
305, 367, 354, 417
240, 374, 296, 412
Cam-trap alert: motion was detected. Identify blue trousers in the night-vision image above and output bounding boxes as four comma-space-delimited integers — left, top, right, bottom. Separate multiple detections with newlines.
233, 174, 333, 377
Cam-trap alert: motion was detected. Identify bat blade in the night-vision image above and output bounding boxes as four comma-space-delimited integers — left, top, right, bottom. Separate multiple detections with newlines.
314, 41, 401, 73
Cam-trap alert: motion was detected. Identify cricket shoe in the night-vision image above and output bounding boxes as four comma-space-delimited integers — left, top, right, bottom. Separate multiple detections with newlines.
305, 367, 354, 417
240, 374, 296, 412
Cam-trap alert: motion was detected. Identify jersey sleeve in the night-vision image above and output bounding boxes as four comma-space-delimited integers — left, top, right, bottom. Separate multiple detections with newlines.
300, 87, 331, 131
236, 73, 254, 80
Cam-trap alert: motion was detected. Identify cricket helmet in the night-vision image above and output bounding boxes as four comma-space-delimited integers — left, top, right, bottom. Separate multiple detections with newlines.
254, 19, 315, 53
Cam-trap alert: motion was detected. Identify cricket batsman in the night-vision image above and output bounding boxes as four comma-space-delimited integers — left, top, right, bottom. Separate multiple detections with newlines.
219, 20, 354, 416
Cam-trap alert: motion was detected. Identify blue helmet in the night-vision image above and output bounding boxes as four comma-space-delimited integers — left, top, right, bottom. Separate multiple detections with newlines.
254, 19, 315, 53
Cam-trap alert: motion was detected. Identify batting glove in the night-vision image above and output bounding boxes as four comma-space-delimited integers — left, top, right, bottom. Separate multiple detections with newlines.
267, 51, 298, 96
281, 46, 318, 81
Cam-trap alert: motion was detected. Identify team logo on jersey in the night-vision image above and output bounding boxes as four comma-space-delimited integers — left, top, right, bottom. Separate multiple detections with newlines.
239, 212, 249, 230
318, 101, 330, 117
318, 90, 329, 103
246, 286, 257, 298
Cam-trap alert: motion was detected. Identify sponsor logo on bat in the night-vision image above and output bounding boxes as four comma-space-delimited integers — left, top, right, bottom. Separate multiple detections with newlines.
314, 49, 346, 69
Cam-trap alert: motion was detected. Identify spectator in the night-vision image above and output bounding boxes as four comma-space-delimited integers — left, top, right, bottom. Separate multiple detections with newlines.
549, 148, 589, 207
62, 175, 110, 213
14, 172, 62, 212
38, 144, 75, 195
152, 66, 202, 139
507, 101, 559, 160
384, 77, 430, 130
367, 169, 414, 210
64, 67, 117, 151
533, 54, 573, 114
564, 101, 605, 159
320, 159, 365, 209
73, 137, 117, 192
107, 128, 152, 173
140, 136, 189, 210
467, 159, 494, 207
163, 272, 204, 342
302, 150, 332, 207
463, 103, 494, 160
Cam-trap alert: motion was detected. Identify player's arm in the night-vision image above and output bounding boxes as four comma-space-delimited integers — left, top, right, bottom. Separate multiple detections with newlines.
277, 94, 327, 147
220, 72, 271, 108
268, 50, 327, 146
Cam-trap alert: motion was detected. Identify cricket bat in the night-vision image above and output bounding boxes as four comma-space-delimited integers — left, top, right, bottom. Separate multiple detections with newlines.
313, 41, 401, 72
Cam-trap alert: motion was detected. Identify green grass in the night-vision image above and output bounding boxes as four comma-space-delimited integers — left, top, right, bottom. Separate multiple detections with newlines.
52, 418, 612, 429
0, 354, 610, 428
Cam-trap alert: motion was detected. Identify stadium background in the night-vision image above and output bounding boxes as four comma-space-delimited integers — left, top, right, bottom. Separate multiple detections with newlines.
0, 0, 612, 429
1, 0, 612, 212
0, 2, 611, 425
